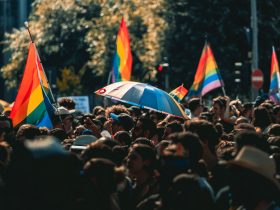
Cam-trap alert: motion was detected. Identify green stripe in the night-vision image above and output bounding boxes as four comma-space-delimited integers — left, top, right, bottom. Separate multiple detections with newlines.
24, 101, 47, 125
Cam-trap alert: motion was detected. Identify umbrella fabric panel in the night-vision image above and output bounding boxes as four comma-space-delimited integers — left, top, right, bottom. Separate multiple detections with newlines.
121, 83, 146, 104
138, 85, 159, 109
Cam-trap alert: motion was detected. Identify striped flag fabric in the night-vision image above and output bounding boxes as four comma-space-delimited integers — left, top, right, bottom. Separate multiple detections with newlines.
10, 42, 55, 129
169, 84, 188, 102
112, 18, 133, 82
187, 42, 224, 98
269, 46, 280, 104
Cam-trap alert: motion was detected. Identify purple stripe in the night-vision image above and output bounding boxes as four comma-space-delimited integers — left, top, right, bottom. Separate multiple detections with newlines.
201, 80, 222, 95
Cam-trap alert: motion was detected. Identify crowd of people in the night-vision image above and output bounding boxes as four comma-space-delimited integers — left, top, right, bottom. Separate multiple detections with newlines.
0, 95, 279, 210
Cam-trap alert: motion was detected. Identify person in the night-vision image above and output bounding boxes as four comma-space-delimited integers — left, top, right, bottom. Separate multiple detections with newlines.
163, 173, 215, 210
241, 102, 254, 121
126, 144, 158, 209
58, 97, 76, 110
227, 146, 280, 210
162, 122, 183, 140
188, 98, 204, 119
82, 158, 125, 210
212, 96, 236, 133
132, 116, 157, 141
53, 106, 75, 137
272, 105, 280, 124
110, 113, 134, 135
252, 106, 272, 133
114, 131, 132, 146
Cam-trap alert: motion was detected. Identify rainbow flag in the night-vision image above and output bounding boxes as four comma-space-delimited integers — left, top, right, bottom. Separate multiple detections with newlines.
269, 46, 280, 103
169, 84, 188, 102
187, 42, 224, 98
10, 42, 55, 129
112, 18, 133, 82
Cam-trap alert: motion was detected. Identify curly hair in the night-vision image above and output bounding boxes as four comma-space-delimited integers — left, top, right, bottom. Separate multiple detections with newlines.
58, 97, 76, 110
105, 105, 129, 118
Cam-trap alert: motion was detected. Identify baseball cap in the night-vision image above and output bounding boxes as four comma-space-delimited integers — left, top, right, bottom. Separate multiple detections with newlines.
110, 113, 134, 131
54, 106, 75, 116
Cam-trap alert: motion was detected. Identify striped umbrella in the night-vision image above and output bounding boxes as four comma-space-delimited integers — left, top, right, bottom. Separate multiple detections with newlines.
95, 81, 188, 118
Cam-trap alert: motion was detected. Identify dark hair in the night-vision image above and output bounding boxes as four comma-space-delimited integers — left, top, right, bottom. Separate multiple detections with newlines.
114, 131, 132, 146
49, 128, 68, 142
268, 124, 280, 136
81, 141, 113, 163
213, 96, 227, 108
16, 124, 41, 141
58, 97, 76, 109
166, 122, 183, 133
130, 144, 156, 173
137, 116, 157, 138
164, 173, 215, 210
92, 106, 105, 117
252, 107, 271, 129
188, 98, 202, 112
234, 130, 271, 154
168, 132, 203, 164
132, 137, 154, 148
185, 120, 219, 155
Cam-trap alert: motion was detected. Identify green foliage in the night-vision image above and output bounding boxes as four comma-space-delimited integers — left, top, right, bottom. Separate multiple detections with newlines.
2, 0, 280, 97
1, 0, 167, 95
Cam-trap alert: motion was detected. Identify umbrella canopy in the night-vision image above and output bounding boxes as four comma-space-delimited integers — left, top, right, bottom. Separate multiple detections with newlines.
95, 81, 188, 119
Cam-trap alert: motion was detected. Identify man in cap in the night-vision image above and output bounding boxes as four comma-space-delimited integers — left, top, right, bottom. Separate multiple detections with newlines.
228, 146, 280, 210
53, 106, 75, 137
110, 113, 134, 136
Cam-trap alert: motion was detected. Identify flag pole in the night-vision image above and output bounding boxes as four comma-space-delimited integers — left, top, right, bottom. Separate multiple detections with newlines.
24, 22, 56, 103
24, 22, 65, 130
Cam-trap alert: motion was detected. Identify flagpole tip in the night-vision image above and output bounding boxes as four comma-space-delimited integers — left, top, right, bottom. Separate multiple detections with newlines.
24, 21, 29, 28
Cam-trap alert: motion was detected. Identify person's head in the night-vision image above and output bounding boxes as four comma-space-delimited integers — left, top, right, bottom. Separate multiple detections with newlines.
242, 102, 254, 119
188, 98, 203, 117
127, 106, 142, 119
0, 114, 13, 141
212, 96, 227, 117
227, 146, 280, 209
163, 121, 183, 140
92, 106, 105, 117
80, 141, 113, 163
127, 144, 156, 176
235, 116, 249, 126
16, 124, 41, 142
58, 97, 76, 110
185, 119, 219, 155
105, 105, 129, 119
234, 130, 270, 154
53, 107, 75, 133
272, 105, 280, 124
113, 131, 132, 146
132, 116, 157, 140
168, 132, 203, 166
252, 106, 272, 130
268, 124, 280, 137
49, 128, 68, 142
83, 158, 124, 193
109, 113, 134, 134
163, 173, 215, 210
235, 123, 255, 131
7, 136, 81, 210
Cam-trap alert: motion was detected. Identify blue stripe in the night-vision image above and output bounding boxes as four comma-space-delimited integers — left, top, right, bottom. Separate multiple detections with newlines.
203, 74, 220, 86
112, 53, 121, 82
270, 77, 279, 91
36, 112, 53, 129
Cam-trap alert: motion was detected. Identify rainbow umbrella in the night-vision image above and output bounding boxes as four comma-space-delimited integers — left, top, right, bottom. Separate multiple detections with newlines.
95, 81, 188, 118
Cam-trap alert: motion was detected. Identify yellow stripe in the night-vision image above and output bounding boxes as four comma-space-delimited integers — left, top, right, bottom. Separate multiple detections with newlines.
27, 85, 44, 115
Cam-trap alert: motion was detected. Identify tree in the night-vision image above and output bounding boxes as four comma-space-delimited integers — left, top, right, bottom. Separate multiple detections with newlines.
1, 0, 167, 95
